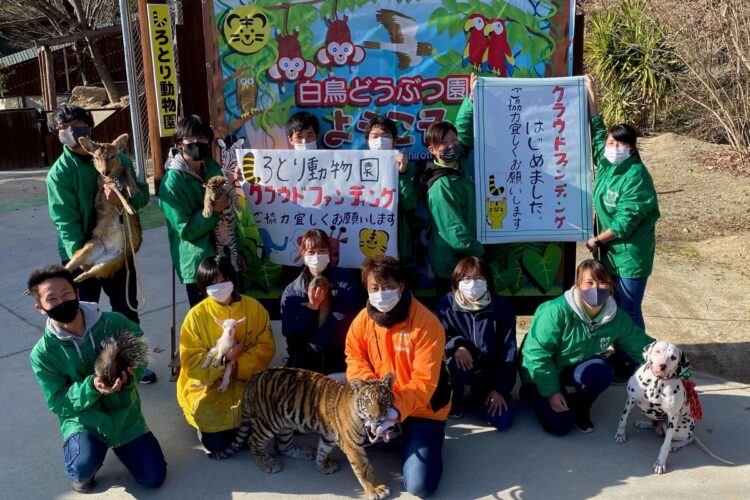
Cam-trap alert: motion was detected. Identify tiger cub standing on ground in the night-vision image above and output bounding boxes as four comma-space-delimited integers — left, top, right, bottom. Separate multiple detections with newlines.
210, 368, 395, 500
202, 175, 241, 271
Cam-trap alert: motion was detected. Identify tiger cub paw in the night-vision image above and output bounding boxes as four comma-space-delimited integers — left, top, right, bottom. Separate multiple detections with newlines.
366, 484, 391, 500
258, 457, 282, 473
317, 458, 339, 474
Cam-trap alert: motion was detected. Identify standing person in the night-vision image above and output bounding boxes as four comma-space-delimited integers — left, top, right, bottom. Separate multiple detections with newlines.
519, 259, 653, 436
423, 121, 484, 295
46, 104, 155, 383
584, 74, 660, 330
584, 75, 660, 381
158, 115, 230, 307
27, 265, 167, 493
280, 229, 363, 375
434, 257, 517, 430
286, 111, 320, 150
364, 115, 419, 270
346, 256, 451, 498
177, 257, 275, 453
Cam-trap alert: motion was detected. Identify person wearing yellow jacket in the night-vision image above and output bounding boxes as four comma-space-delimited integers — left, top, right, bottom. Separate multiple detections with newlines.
346, 256, 451, 498
177, 257, 275, 453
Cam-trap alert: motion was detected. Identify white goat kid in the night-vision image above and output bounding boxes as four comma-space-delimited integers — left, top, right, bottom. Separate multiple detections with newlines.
202, 316, 246, 392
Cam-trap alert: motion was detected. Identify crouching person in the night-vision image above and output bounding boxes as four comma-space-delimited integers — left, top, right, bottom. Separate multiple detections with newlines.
27, 265, 167, 493
346, 256, 451, 498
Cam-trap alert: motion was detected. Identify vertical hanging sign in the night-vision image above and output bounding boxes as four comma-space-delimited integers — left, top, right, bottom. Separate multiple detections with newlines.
147, 4, 177, 136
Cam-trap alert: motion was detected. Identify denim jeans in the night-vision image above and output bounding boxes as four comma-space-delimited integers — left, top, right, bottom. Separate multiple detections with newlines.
401, 417, 445, 498
447, 356, 513, 431
63, 432, 167, 488
612, 274, 649, 330
65, 258, 140, 324
524, 358, 613, 436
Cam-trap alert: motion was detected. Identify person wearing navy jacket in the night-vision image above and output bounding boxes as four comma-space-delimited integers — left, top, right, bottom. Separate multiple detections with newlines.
280, 229, 365, 376
434, 256, 517, 430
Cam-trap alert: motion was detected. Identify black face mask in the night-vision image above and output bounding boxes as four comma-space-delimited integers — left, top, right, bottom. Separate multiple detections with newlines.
183, 142, 211, 161
44, 298, 80, 324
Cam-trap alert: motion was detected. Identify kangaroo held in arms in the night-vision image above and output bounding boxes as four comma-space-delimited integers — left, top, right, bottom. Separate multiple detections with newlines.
65, 134, 143, 282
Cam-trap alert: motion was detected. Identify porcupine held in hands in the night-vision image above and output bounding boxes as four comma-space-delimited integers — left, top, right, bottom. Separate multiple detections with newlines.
95, 332, 149, 387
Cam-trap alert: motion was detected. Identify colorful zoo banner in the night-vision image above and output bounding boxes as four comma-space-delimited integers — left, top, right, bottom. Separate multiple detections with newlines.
205, 0, 576, 153
238, 149, 399, 268
147, 4, 178, 136
474, 76, 593, 243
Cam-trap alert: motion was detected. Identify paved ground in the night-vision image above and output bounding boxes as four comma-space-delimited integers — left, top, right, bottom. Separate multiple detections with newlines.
1, 200, 749, 499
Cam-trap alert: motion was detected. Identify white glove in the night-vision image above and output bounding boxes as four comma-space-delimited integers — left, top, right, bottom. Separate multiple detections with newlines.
372, 407, 400, 443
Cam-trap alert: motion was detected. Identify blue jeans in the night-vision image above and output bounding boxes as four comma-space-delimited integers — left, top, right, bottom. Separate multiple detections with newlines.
63, 432, 166, 488
401, 417, 445, 498
613, 275, 649, 330
524, 358, 613, 436
447, 357, 513, 431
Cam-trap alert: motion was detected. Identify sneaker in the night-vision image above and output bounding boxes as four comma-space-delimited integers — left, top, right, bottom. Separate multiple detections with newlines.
574, 413, 594, 433
71, 477, 95, 493
140, 368, 157, 384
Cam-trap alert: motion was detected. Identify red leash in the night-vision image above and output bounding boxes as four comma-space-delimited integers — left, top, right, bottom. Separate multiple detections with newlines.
681, 378, 703, 422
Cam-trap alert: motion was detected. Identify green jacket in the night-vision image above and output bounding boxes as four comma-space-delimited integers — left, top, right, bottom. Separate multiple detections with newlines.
158, 152, 223, 284
30, 303, 150, 448
426, 161, 484, 279
520, 290, 653, 397
398, 162, 418, 268
591, 115, 660, 278
455, 96, 474, 151
46, 147, 149, 261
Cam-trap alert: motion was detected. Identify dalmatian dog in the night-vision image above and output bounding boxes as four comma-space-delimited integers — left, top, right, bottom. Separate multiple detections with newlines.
614, 340, 733, 474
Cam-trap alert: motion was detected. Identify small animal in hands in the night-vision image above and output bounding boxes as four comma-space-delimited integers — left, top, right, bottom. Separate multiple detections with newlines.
210, 368, 395, 500
614, 340, 734, 474
202, 175, 241, 271
65, 134, 142, 282
95, 332, 149, 387
202, 316, 245, 392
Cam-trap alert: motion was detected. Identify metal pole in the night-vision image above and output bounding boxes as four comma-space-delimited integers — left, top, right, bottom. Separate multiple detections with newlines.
119, 0, 146, 181
62, 46, 71, 92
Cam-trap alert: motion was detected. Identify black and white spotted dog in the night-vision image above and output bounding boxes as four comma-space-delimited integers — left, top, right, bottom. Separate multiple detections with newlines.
614, 340, 732, 474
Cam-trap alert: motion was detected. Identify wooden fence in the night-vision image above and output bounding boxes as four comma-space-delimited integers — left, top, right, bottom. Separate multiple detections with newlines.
0, 109, 45, 170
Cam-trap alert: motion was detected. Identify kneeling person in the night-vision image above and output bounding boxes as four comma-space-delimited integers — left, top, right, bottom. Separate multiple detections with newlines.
27, 265, 167, 493
346, 256, 451, 498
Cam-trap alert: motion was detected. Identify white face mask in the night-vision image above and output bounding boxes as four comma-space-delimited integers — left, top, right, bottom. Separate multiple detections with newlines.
458, 279, 488, 300
304, 253, 330, 274
604, 146, 631, 165
293, 141, 317, 151
368, 137, 393, 151
206, 281, 234, 303
369, 289, 401, 313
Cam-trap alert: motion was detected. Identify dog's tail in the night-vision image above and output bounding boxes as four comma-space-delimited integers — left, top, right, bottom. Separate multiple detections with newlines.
694, 435, 735, 465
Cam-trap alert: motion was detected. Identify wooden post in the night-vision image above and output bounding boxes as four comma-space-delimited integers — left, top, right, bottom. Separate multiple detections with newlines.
136, 0, 166, 192
38, 46, 57, 111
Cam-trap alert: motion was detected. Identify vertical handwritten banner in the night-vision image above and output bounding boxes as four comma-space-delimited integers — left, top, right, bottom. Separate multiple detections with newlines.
238, 149, 399, 268
147, 4, 177, 137
474, 76, 593, 243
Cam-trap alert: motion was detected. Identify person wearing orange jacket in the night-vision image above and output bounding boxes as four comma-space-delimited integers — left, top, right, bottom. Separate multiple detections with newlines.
346, 255, 451, 498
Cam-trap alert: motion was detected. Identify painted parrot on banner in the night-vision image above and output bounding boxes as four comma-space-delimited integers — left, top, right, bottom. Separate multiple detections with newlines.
463, 13, 490, 71
484, 18, 515, 77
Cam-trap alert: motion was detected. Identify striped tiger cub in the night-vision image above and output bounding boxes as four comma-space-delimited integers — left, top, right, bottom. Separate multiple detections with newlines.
202, 175, 241, 271
210, 368, 395, 500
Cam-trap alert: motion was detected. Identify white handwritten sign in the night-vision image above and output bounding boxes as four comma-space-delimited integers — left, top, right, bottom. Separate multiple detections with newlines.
474, 76, 593, 243
238, 149, 399, 268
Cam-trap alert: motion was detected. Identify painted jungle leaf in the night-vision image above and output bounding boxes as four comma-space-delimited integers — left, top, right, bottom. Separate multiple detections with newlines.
490, 259, 525, 295
520, 243, 563, 294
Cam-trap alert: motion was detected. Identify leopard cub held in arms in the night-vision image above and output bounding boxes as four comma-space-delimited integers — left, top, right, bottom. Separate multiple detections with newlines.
65, 134, 142, 282
202, 175, 240, 271
210, 368, 395, 500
